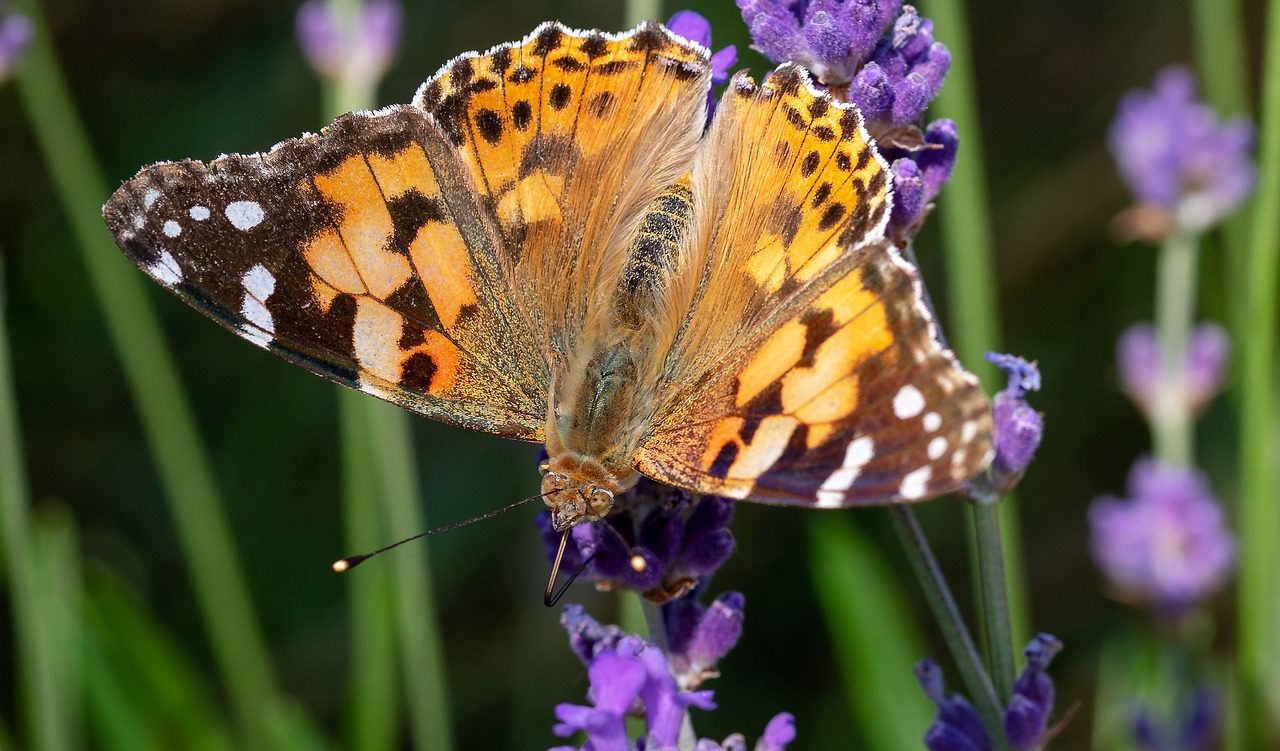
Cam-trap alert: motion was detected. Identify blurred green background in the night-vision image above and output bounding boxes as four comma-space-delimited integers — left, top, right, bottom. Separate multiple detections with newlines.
0, 0, 1269, 748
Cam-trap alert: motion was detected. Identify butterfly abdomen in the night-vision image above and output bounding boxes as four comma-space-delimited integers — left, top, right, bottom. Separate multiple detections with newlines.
612, 177, 693, 328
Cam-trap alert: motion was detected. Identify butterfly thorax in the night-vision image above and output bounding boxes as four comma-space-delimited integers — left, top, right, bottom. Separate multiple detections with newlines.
541, 179, 694, 531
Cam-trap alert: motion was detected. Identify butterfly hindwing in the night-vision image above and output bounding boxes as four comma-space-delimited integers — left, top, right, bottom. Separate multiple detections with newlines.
104, 105, 548, 439
635, 65, 993, 505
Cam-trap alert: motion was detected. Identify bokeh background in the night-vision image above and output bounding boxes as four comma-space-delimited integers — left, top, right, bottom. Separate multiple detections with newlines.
0, 0, 1271, 748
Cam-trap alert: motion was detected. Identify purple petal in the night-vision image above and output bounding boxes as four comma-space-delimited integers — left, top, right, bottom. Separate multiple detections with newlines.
667, 10, 712, 48
686, 591, 746, 671
759, 713, 797, 751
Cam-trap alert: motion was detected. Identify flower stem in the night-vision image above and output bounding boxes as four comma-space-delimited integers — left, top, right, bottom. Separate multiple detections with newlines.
1151, 228, 1198, 466
888, 507, 1009, 750
624, 0, 662, 27
971, 501, 1015, 701
1239, 0, 1280, 737
925, 0, 1032, 651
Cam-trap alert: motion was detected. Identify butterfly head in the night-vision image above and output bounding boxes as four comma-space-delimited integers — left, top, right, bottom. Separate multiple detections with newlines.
539, 455, 626, 531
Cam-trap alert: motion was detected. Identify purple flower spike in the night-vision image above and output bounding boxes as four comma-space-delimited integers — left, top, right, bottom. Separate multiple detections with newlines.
0, 5, 33, 84
554, 612, 791, 751
296, 0, 403, 87
667, 10, 737, 118
915, 658, 993, 751
1089, 458, 1236, 614
1117, 322, 1230, 417
918, 637, 1066, 751
1133, 688, 1220, 751
1005, 634, 1063, 750
1109, 66, 1256, 233
665, 591, 746, 689
847, 6, 950, 129
536, 480, 736, 602
883, 119, 958, 237
737, 0, 902, 86
983, 353, 1044, 495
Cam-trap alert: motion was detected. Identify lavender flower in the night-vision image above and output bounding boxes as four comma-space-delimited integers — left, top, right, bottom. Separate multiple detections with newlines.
917, 635, 1064, 751
885, 118, 958, 236
537, 479, 735, 602
1132, 688, 1220, 751
1004, 634, 1063, 750
1116, 323, 1230, 417
1109, 66, 1256, 234
0, 1, 33, 84
666, 10, 737, 117
296, 0, 403, 87
982, 353, 1044, 496
1089, 459, 1236, 613
551, 613, 793, 751
736, 0, 901, 87
845, 6, 950, 130
563, 589, 745, 693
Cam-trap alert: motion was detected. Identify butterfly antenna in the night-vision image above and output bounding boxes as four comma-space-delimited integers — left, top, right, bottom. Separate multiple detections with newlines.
333, 492, 549, 572
543, 530, 599, 607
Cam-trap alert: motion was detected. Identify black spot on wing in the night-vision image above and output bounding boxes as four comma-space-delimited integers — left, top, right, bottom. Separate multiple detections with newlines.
512, 100, 533, 131
400, 351, 439, 393
549, 82, 572, 110
532, 25, 564, 57
474, 108, 503, 144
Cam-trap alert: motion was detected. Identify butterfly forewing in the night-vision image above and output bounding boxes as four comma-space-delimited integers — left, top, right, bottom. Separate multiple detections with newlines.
104, 106, 548, 439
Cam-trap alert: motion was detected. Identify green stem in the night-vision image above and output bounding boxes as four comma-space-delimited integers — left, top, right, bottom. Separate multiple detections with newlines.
925, 0, 1031, 652
12, 3, 277, 746
316, 8, 456, 746
0, 265, 73, 751
1151, 228, 1198, 466
971, 502, 1015, 701
889, 507, 1008, 750
1239, 0, 1280, 736
366, 403, 456, 751
339, 390, 399, 751
624, 0, 662, 27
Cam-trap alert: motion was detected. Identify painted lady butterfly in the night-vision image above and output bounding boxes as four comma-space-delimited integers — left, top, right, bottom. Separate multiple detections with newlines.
103, 21, 993, 533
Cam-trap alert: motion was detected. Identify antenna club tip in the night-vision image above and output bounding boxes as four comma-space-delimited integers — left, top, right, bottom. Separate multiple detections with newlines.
332, 559, 350, 573
630, 553, 647, 572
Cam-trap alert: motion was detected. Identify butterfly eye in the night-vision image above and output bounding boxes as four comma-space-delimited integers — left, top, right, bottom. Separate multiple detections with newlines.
541, 472, 568, 498
587, 488, 614, 518
538, 459, 551, 474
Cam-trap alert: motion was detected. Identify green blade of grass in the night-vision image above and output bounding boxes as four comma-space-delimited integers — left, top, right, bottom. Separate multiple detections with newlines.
84, 570, 239, 751
1, 264, 73, 751
809, 516, 935, 750
11, 2, 278, 745
1238, 0, 1280, 739
338, 391, 401, 751
317, 7, 456, 745
366, 402, 456, 751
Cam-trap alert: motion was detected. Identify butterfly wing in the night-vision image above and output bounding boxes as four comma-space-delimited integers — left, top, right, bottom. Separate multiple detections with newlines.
414, 21, 711, 365
105, 105, 548, 438
104, 22, 713, 442
635, 65, 993, 505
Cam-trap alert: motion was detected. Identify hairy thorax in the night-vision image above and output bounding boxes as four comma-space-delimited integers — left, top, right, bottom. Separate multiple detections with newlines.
540, 178, 693, 531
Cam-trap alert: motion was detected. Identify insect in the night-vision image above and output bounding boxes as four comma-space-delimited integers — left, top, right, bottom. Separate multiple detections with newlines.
103, 21, 993, 544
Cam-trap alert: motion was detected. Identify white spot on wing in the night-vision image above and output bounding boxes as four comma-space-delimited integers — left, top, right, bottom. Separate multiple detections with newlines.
816, 437, 875, 508
143, 188, 160, 209
190, 205, 210, 221
961, 420, 978, 443
893, 385, 925, 419
163, 219, 181, 237
226, 200, 264, 230
240, 264, 276, 348
923, 412, 942, 432
147, 250, 183, 286
899, 466, 932, 500
928, 436, 948, 460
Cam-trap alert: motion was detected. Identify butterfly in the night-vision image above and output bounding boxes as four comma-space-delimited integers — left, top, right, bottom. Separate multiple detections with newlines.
103, 20, 993, 536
